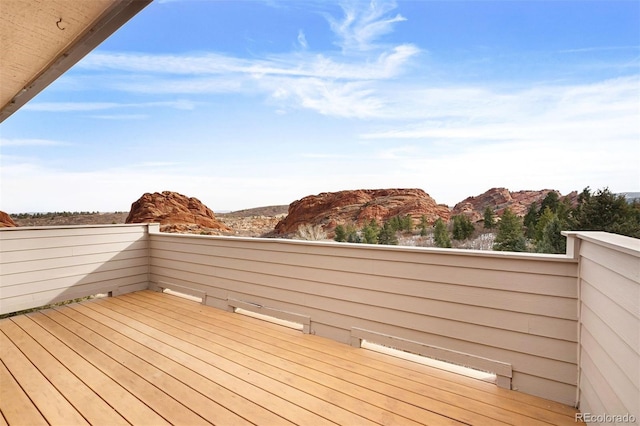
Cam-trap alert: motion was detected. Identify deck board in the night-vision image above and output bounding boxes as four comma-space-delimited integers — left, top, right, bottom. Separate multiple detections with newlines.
0, 290, 580, 425
126, 292, 564, 425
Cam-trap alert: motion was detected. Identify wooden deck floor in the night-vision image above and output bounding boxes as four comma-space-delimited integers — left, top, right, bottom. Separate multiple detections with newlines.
0, 290, 580, 425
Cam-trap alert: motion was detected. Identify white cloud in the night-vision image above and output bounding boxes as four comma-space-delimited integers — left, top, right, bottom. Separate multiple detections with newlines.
88, 114, 149, 120
328, 0, 406, 52
68, 1, 418, 118
23, 100, 196, 112
82, 47, 417, 81
266, 77, 383, 117
72, 44, 419, 117
0, 138, 70, 147
297, 29, 308, 49
559, 45, 640, 54
361, 76, 640, 139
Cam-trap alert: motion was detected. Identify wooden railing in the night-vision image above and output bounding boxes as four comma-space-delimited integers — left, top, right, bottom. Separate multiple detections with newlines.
2, 224, 637, 411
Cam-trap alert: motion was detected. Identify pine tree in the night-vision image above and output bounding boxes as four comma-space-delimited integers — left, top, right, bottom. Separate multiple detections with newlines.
346, 224, 361, 243
536, 216, 566, 254
574, 187, 640, 238
534, 207, 555, 243
493, 208, 527, 252
452, 215, 475, 240
362, 219, 380, 244
378, 221, 399, 245
523, 202, 538, 239
334, 225, 346, 242
539, 192, 560, 217
433, 218, 451, 248
401, 215, 413, 232
483, 207, 495, 230
419, 215, 428, 236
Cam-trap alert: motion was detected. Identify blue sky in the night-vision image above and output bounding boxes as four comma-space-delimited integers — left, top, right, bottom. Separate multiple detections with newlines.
1, 0, 639, 213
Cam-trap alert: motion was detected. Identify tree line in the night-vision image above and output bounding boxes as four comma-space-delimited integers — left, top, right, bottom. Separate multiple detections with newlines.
10, 211, 103, 219
492, 187, 639, 253
329, 188, 640, 253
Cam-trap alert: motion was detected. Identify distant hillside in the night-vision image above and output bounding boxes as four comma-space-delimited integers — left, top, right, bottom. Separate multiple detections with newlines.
12, 212, 128, 227
219, 205, 289, 218
620, 192, 640, 202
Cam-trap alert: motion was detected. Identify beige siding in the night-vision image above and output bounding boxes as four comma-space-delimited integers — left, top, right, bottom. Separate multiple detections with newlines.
569, 232, 640, 424
149, 231, 579, 405
0, 225, 152, 315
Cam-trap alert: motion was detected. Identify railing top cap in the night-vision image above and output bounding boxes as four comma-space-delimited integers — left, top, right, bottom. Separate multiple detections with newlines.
563, 231, 640, 257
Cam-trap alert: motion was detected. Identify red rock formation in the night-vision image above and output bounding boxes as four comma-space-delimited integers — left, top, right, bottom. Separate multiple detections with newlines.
273, 189, 450, 236
126, 191, 230, 233
452, 188, 576, 222
0, 211, 17, 227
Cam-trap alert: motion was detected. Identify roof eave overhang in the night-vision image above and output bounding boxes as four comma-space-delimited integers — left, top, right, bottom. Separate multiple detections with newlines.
0, 0, 152, 123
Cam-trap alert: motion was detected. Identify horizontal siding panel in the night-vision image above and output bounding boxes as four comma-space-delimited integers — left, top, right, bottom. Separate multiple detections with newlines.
580, 240, 640, 284
152, 234, 577, 278
0, 240, 148, 264
580, 328, 638, 414
151, 248, 577, 319
0, 230, 147, 251
510, 371, 577, 407
574, 233, 640, 422
149, 268, 577, 364
152, 254, 577, 339
1, 248, 148, 275
2, 259, 148, 289
580, 305, 639, 385
578, 373, 606, 418
581, 257, 639, 320
581, 279, 639, 353
1, 226, 151, 315
0, 225, 147, 240
2, 266, 149, 304
0, 274, 148, 314
579, 349, 630, 418
350, 317, 578, 386
151, 239, 577, 297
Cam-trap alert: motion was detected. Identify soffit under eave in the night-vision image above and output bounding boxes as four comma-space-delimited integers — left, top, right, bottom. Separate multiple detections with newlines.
0, 0, 152, 123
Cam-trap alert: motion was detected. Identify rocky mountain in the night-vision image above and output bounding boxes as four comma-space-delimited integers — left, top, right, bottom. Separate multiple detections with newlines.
125, 191, 231, 234
0, 211, 17, 227
5, 187, 584, 237
273, 188, 450, 236
452, 187, 578, 223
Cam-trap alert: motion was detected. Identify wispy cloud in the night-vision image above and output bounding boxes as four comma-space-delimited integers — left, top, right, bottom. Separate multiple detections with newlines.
23, 100, 196, 112
75, 42, 418, 117
559, 45, 640, 54
267, 78, 384, 117
0, 138, 70, 147
81, 47, 418, 81
297, 30, 309, 49
327, 0, 406, 52
69, 1, 417, 118
88, 114, 150, 120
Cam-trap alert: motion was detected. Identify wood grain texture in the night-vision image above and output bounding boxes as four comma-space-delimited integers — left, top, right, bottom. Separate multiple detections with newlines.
0, 291, 580, 425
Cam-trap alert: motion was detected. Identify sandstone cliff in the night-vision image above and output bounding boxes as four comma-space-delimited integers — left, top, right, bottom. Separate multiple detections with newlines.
452, 188, 578, 222
0, 211, 17, 227
273, 188, 450, 236
126, 191, 230, 233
